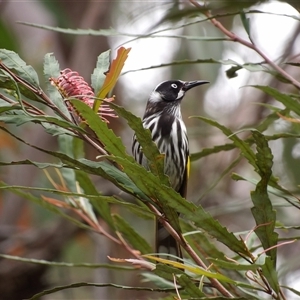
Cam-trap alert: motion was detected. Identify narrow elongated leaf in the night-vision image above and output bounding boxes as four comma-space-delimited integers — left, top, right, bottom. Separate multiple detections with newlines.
75, 170, 115, 229
122, 58, 266, 76
208, 258, 258, 271
190, 143, 236, 161
107, 156, 249, 256
182, 222, 226, 261
253, 85, 300, 116
0, 125, 149, 202
250, 131, 278, 264
177, 273, 205, 297
111, 102, 168, 184
146, 255, 235, 282
0, 254, 133, 270
91, 49, 111, 95
240, 11, 251, 38
0, 49, 39, 86
18, 23, 129, 37
106, 155, 181, 232
113, 214, 152, 254
281, 286, 300, 297
0, 159, 64, 169
0, 182, 91, 230
58, 134, 77, 191
0, 112, 83, 133
194, 116, 257, 169
232, 173, 300, 209
261, 257, 279, 293
28, 282, 172, 300
94, 47, 131, 111
153, 263, 185, 282
0, 183, 152, 219
43, 53, 70, 116
70, 99, 130, 159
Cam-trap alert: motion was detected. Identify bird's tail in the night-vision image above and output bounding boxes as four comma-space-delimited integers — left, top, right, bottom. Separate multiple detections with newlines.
156, 221, 182, 260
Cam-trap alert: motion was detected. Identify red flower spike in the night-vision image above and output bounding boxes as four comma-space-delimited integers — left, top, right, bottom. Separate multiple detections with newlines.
50, 68, 117, 123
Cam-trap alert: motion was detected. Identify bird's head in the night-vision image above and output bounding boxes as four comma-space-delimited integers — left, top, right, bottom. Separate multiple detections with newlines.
144, 80, 209, 118
149, 80, 209, 103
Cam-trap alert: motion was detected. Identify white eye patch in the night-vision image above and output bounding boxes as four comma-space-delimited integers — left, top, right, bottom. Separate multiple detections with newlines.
171, 83, 177, 88
176, 89, 184, 100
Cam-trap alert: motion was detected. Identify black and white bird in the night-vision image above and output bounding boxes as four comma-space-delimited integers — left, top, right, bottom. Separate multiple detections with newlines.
132, 79, 209, 259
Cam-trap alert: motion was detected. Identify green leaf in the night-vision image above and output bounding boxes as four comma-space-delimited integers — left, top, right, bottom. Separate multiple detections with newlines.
177, 273, 205, 297
0, 112, 83, 133
208, 258, 258, 271
95, 47, 130, 109
250, 131, 278, 263
75, 170, 115, 229
19, 23, 127, 37
0, 159, 64, 169
58, 134, 78, 190
28, 282, 172, 300
182, 222, 226, 262
261, 257, 279, 293
111, 102, 168, 184
107, 155, 249, 256
0, 49, 39, 86
122, 58, 265, 76
154, 263, 185, 282
91, 50, 111, 95
0, 125, 149, 202
240, 11, 251, 38
149, 256, 235, 282
232, 173, 300, 210
193, 116, 257, 170
43, 52, 70, 116
253, 85, 300, 116
106, 155, 181, 232
0, 181, 91, 230
113, 214, 152, 254
281, 285, 300, 297
70, 99, 130, 159
0, 183, 152, 220
0, 253, 133, 270
190, 143, 236, 161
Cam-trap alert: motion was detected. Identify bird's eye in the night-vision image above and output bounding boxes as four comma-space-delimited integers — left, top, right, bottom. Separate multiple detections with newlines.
171, 83, 177, 88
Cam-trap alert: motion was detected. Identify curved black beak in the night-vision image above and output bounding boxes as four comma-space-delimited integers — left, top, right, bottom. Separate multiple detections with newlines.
183, 80, 209, 91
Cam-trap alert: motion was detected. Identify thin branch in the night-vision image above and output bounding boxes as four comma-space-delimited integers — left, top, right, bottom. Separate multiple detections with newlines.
147, 203, 233, 298
189, 0, 300, 90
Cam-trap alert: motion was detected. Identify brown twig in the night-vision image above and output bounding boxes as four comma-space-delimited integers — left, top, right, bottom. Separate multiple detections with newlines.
189, 0, 300, 90
147, 203, 233, 298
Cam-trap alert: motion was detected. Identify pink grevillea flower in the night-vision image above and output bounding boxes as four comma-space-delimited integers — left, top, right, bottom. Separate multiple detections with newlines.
50, 68, 117, 123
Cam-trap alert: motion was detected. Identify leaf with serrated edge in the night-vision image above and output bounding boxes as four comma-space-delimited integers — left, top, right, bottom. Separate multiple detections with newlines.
108, 155, 248, 256
193, 116, 257, 170
0, 49, 39, 86
94, 47, 131, 111
144, 255, 234, 282
251, 131, 278, 264
110, 102, 168, 185
76, 170, 115, 229
113, 214, 152, 254
43, 53, 70, 116
253, 85, 300, 116
70, 99, 130, 159
261, 257, 279, 293
91, 49, 110, 95
177, 273, 205, 297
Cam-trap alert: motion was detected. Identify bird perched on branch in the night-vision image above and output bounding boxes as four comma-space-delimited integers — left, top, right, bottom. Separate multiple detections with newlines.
132, 79, 209, 259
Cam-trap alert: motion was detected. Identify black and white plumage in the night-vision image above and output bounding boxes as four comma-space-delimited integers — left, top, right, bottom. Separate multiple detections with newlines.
132, 79, 209, 259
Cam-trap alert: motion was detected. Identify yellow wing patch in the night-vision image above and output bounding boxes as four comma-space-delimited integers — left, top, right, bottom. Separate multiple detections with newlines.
187, 156, 190, 178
